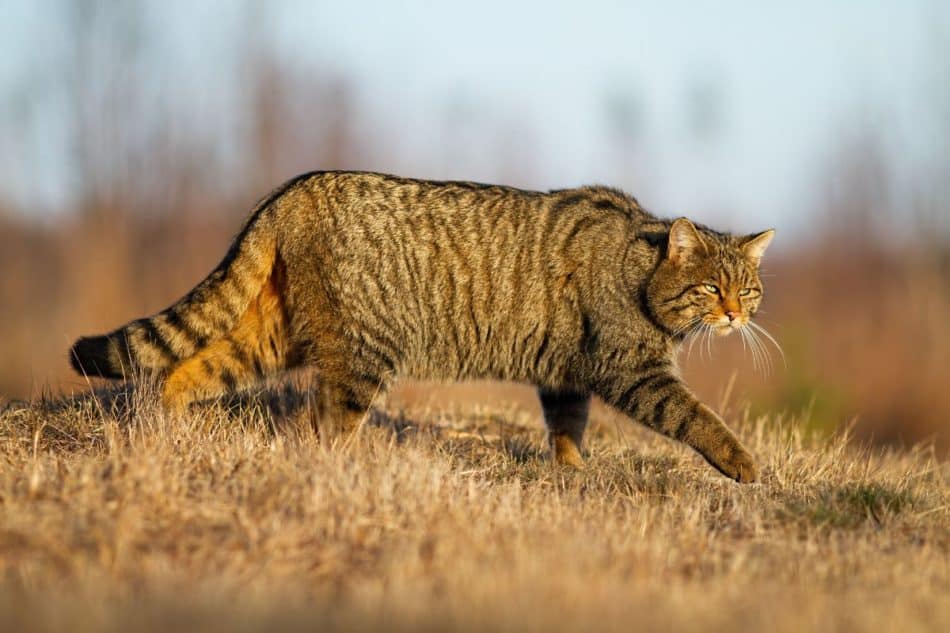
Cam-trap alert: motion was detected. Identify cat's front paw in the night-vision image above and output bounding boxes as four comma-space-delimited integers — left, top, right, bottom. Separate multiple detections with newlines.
717, 447, 758, 483
551, 433, 585, 468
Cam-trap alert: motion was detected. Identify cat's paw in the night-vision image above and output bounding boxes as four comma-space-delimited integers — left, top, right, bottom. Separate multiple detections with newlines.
551, 434, 585, 469
718, 448, 758, 483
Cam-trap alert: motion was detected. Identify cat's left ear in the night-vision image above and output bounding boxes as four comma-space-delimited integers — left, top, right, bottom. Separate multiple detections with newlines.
741, 229, 775, 267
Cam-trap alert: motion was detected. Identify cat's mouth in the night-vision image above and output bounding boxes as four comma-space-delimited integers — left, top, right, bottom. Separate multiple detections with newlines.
705, 316, 746, 336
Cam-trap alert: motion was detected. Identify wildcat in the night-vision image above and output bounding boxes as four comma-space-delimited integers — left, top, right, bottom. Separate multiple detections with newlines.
70, 171, 774, 482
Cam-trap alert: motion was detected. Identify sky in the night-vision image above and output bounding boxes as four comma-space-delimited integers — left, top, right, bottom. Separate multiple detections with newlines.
1, 0, 947, 239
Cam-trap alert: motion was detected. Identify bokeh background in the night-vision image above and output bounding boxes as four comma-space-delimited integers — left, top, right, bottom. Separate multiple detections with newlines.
1, 1, 948, 451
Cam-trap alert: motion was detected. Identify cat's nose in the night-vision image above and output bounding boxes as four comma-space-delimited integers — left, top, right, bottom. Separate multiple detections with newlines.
725, 311, 740, 322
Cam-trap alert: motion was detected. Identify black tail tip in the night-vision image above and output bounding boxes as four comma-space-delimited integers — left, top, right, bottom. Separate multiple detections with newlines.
69, 335, 123, 379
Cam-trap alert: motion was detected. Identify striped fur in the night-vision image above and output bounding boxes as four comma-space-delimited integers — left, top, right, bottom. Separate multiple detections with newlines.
70, 171, 774, 482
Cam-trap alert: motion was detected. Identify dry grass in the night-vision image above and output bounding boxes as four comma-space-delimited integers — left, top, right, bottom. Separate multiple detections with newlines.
1, 379, 947, 633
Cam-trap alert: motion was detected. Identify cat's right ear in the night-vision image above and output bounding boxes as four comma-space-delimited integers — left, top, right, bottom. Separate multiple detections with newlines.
667, 218, 707, 264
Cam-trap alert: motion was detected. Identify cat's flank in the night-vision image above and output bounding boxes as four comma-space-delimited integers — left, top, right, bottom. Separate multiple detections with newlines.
70, 171, 774, 482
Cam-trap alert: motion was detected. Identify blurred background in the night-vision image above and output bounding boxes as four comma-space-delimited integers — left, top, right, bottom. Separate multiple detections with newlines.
1, 1, 947, 451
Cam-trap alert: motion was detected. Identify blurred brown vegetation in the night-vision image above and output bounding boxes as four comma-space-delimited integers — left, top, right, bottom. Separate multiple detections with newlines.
1, 4, 947, 455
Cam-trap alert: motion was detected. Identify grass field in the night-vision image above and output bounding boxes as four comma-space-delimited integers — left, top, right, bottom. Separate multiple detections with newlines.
0, 379, 946, 632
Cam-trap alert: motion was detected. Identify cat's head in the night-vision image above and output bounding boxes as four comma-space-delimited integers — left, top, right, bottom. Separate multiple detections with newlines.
647, 218, 774, 338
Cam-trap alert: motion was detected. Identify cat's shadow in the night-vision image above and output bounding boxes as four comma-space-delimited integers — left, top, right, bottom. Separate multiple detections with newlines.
7, 380, 546, 462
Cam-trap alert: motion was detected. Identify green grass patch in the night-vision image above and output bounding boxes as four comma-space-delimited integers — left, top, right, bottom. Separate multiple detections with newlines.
782, 482, 919, 529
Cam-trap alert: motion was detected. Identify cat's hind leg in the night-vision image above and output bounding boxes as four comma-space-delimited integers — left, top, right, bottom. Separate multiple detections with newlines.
311, 371, 385, 439
539, 389, 591, 468
162, 258, 292, 411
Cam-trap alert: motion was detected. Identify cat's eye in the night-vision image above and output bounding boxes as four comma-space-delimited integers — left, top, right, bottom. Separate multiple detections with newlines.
739, 288, 752, 296
703, 284, 719, 294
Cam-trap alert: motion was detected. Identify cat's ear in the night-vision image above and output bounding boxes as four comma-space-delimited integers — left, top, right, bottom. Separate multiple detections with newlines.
667, 218, 707, 263
741, 229, 775, 267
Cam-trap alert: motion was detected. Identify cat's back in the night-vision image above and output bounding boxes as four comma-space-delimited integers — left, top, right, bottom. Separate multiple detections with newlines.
303, 171, 547, 247
285, 171, 642, 258
275, 172, 654, 298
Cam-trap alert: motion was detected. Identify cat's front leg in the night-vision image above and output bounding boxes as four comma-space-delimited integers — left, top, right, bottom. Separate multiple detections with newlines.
673, 401, 757, 483
595, 369, 757, 482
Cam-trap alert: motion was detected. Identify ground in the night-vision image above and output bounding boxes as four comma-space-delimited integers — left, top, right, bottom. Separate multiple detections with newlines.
0, 378, 947, 632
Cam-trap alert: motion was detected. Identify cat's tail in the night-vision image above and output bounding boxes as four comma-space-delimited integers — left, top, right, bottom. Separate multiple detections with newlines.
69, 192, 284, 379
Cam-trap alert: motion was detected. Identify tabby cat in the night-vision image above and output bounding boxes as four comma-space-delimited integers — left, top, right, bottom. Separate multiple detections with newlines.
70, 172, 774, 482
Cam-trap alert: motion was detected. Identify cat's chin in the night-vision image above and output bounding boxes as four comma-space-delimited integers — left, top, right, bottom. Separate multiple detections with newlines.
715, 326, 735, 337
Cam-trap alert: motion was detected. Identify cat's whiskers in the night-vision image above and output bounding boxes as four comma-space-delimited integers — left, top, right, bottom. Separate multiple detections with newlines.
747, 321, 785, 368
738, 327, 753, 372
690, 324, 705, 361
738, 322, 775, 376
678, 318, 704, 362
757, 334, 772, 374
683, 320, 721, 362
679, 316, 775, 375
692, 327, 710, 362
672, 317, 701, 337
684, 331, 698, 362
739, 326, 763, 374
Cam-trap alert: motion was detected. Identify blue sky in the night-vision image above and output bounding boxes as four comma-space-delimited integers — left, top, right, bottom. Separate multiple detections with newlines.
1, 1, 947, 239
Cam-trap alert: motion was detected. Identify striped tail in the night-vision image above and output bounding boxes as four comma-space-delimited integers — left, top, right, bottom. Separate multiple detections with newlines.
69, 193, 282, 380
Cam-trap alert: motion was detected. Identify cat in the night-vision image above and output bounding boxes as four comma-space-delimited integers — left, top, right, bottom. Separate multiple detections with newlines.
70, 171, 774, 482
